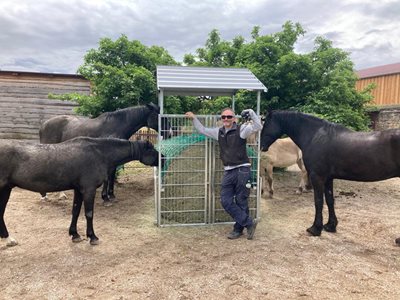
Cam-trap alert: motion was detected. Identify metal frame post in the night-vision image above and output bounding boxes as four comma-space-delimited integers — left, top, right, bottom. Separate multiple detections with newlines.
158, 89, 164, 115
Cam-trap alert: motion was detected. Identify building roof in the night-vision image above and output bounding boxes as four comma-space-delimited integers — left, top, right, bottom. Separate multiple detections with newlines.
156, 65, 267, 96
0, 70, 86, 79
356, 62, 400, 79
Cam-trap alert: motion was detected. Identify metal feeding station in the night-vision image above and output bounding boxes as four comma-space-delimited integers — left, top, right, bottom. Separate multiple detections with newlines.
155, 65, 267, 226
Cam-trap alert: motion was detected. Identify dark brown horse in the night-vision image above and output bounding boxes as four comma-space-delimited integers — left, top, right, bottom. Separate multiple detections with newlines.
39, 103, 170, 205
260, 110, 400, 245
0, 138, 160, 246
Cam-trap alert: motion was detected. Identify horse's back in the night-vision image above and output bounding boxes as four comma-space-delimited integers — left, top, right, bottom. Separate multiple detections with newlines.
1, 138, 108, 192
305, 128, 400, 181
39, 115, 89, 143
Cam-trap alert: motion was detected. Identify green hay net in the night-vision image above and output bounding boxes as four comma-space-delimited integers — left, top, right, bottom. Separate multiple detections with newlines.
157, 133, 257, 175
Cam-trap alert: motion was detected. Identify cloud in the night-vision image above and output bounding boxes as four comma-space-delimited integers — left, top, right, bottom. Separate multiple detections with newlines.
0, 0, 398, 73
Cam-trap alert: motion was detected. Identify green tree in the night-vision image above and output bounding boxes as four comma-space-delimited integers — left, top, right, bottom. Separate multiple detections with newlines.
55, 22, 373, 130
68, 35, 177, 116
183, 22, 374, 130
300, 38, 375, 130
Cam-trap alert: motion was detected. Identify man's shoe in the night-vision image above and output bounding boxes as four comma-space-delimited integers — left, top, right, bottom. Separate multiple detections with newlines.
247, 219, 258, 240
227, 231, 243, 240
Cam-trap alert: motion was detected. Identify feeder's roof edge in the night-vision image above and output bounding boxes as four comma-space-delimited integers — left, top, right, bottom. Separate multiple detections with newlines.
156, 65, 267, 96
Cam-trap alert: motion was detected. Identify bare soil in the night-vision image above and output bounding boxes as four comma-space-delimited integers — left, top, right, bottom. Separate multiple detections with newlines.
1, 169, 400, 299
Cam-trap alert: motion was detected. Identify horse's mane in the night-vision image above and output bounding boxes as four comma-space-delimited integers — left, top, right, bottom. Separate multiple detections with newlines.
98, 105, 148, 121
272, 110, 351, 133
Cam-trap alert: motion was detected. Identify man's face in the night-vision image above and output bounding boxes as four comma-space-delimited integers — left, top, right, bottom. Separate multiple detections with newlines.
221, 109, 236, 129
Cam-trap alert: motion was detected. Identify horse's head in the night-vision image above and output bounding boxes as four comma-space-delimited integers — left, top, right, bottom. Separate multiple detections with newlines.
136, 140, 164, 168
260, 111, 282, 151
145, 103, 171, 140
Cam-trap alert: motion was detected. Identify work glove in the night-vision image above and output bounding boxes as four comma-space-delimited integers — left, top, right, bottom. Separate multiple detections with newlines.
241, 109, 252, 121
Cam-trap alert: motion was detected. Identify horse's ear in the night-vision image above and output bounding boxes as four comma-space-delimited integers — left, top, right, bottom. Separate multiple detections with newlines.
146, 102, 160, 113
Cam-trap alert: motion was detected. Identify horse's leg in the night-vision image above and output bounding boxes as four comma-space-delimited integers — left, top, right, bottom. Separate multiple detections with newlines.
266, 163, 274, 198
323, 179, 338, 233
69, 189, 83, 243
101, 181, 112, 206
305, 174, 313, 191
306, 172, 325, 236
40, 192, 49, 201
296, 158, 306, 194
0, 186, 17, 246
58, 191, 67, 200
107, 169, 117, 201
260, 166, 266, 196
83, 189, 99, 245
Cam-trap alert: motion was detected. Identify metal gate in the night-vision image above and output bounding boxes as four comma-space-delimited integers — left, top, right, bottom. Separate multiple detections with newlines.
155, 114, 260, 226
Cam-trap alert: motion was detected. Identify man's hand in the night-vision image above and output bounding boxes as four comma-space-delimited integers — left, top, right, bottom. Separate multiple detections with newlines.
241, 109, 252, 121
185, 112, 195, 119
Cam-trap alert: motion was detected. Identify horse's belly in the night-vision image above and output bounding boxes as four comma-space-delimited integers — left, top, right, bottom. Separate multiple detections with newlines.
11, 176, 73, 193
334, 168, 400, 182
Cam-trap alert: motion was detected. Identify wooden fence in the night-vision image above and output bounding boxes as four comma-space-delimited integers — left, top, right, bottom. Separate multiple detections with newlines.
0, 71, 90, 140
130, 127, 158, 145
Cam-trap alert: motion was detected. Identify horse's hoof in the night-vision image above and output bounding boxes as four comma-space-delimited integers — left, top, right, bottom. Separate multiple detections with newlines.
323, 223, 337, 233
5, 237, 18, 247
103, 201, 113, 207
72, 236, 83, 243
40, 196, 49, 201
306, 226, 322, 236
90, 238, 100, 245
395, 237, 400, 245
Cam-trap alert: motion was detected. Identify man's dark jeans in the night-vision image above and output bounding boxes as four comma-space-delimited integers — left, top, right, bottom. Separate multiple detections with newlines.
220, 166, 252, 232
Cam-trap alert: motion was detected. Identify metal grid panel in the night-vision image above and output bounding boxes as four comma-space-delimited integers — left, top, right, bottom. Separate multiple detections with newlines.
156, 115, 208, 226
155, 114, 260, 226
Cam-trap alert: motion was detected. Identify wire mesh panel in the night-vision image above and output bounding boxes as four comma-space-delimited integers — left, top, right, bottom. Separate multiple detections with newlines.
155, 114, 260, 226
211, 134, 259, 224
156, 115, 208, 226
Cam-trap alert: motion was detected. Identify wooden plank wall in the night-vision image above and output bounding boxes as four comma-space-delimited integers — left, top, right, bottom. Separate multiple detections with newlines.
0, 71, 90, 140
356, 73, 400, 106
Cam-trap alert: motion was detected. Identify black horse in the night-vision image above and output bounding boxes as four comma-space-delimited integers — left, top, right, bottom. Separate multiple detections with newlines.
39, 103, 170, 205
0, 137, 160, 246
260, 110, 400, 245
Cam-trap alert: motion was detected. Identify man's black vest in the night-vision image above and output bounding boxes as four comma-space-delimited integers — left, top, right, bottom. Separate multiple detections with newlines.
218, 123, 249, 166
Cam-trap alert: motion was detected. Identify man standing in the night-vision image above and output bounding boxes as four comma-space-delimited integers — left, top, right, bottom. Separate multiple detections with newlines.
185, 108, 262, 240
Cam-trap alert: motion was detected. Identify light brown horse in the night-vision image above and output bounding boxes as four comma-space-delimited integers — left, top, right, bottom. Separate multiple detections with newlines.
260, 137, 311, 198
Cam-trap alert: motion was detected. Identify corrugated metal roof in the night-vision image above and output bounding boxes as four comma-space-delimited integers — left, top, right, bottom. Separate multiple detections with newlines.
156, 65, 267, 96
356, 62, 400, 79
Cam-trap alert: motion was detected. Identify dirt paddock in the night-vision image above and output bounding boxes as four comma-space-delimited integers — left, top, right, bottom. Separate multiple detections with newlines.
1, 169, 400, 299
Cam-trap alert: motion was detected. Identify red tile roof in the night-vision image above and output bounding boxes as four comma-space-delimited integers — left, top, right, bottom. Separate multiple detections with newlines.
356, 62, 400, 79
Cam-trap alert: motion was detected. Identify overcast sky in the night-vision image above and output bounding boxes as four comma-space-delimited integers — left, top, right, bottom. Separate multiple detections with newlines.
0, 0, 399, 74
